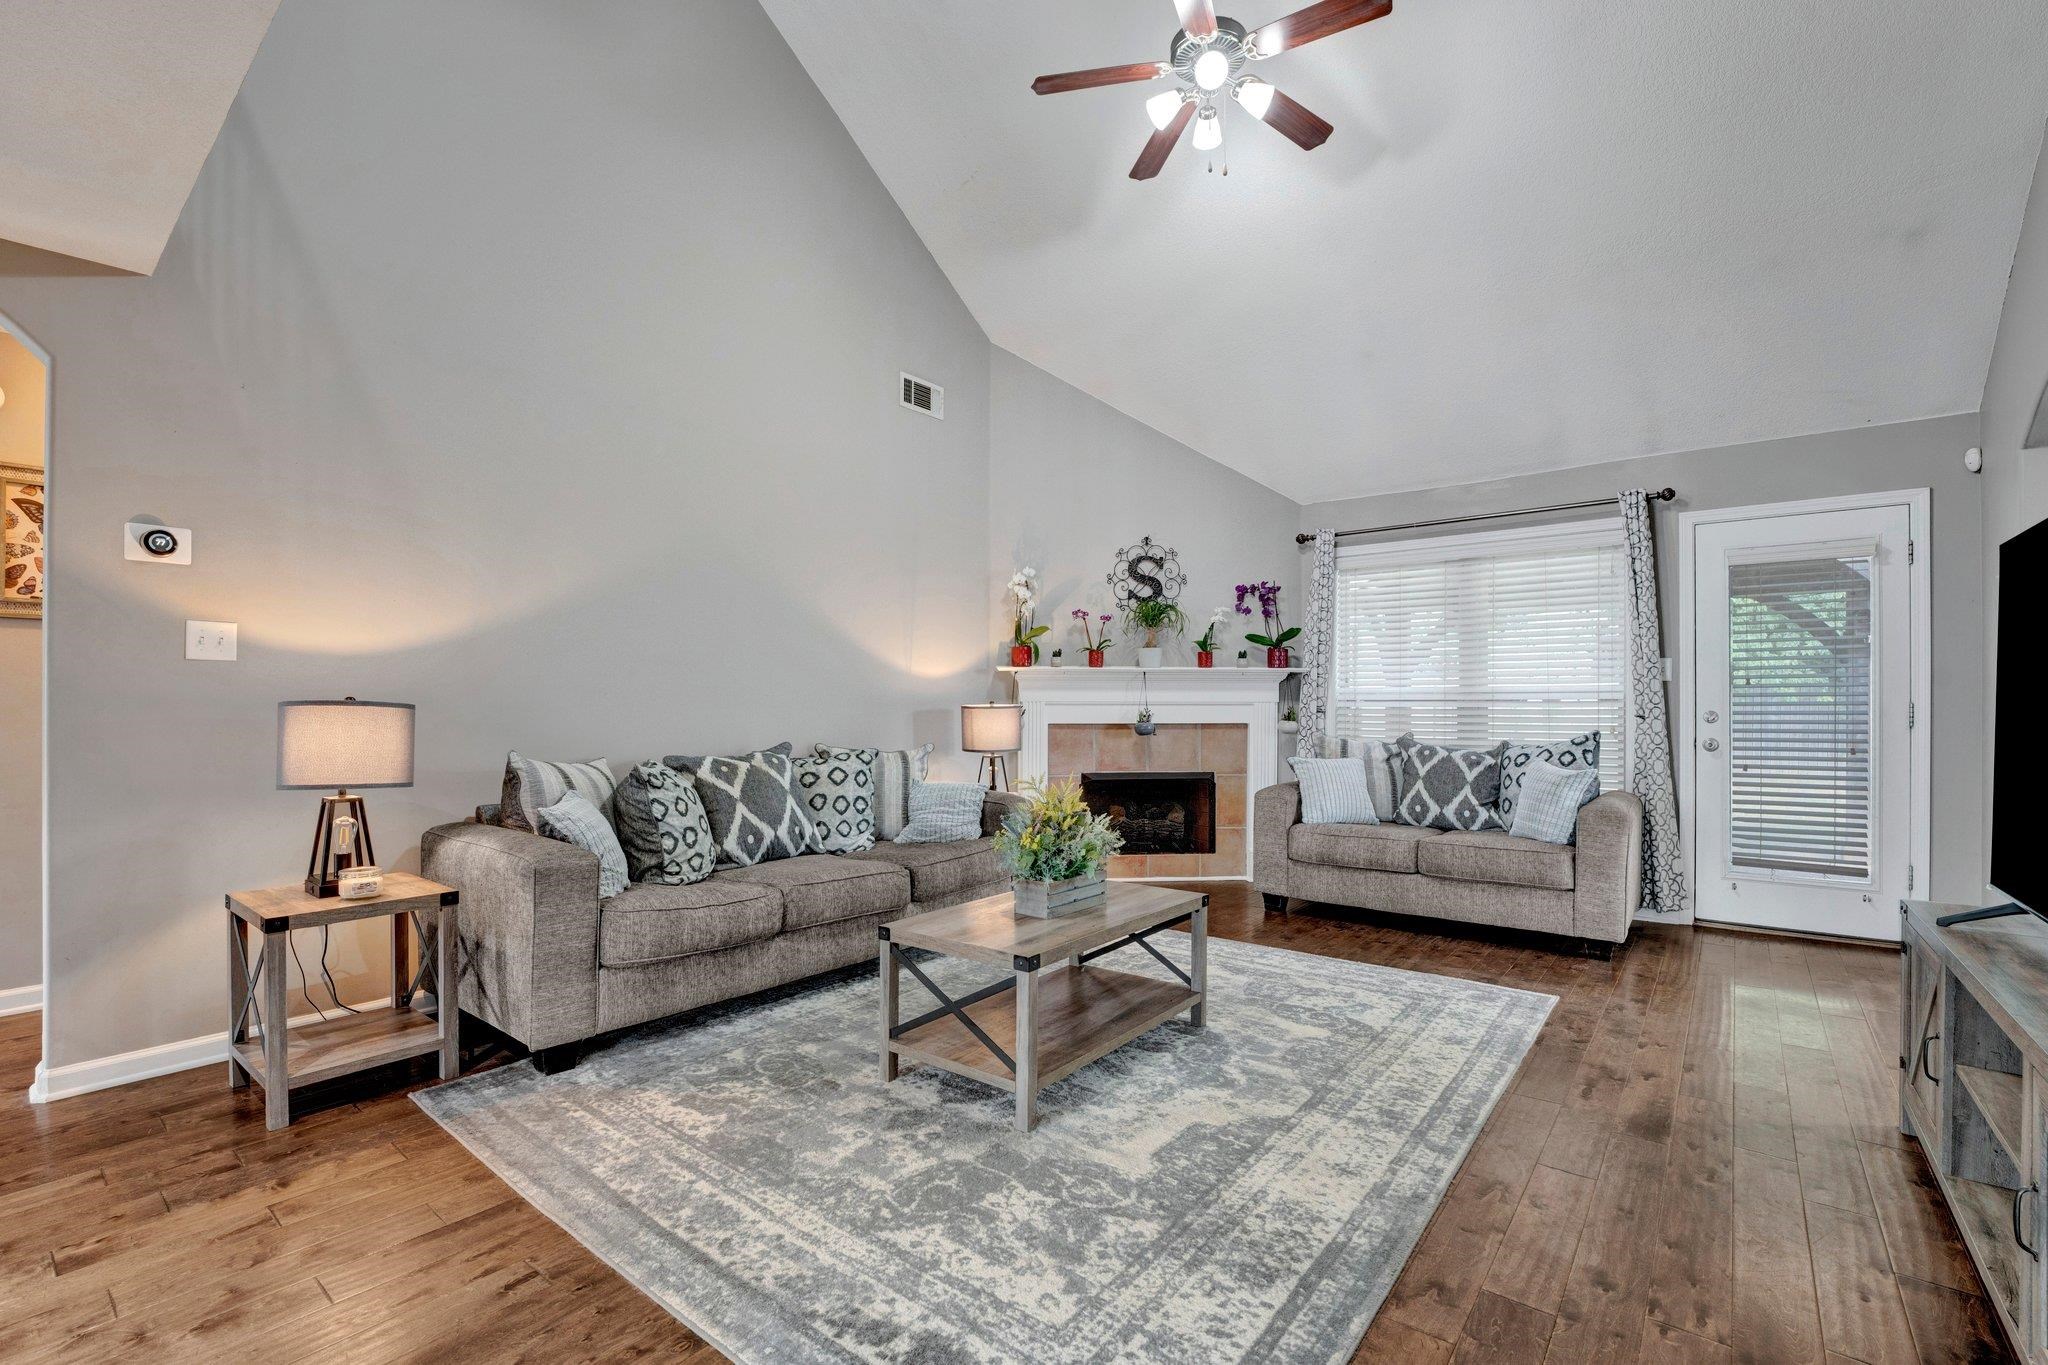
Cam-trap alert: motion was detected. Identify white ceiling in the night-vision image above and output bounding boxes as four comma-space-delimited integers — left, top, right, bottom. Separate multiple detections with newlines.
0, 0, 279, 274
761, 0, 2048, 503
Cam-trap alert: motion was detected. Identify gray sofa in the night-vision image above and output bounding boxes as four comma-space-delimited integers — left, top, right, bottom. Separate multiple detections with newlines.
1252, 782, 1644, 954
421, 791, 1021, 1071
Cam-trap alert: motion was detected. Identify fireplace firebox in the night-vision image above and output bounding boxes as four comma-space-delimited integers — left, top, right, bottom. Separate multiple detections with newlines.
1080, 771, 1216, 856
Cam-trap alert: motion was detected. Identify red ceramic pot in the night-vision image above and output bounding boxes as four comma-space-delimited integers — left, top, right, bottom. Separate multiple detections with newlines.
1268, 646, 1291, 668
1196, 651, 1214, 668
1009, 644, 1034, 667
1087, 649, 1106, 668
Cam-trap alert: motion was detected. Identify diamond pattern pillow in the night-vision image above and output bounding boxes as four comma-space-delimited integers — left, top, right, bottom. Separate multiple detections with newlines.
794, 748, 876, 853
1497, 732, 1601, 826
612, 761, 716, 885
666, 749, 817, 867
815, 743, 930, 841
1392, 733, 1509, 831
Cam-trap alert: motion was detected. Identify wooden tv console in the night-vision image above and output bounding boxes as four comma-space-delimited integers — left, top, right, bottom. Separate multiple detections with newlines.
1902, 899, 2048, 1358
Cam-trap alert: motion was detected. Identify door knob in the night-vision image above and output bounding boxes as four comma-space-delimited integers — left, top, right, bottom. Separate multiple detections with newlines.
1703, 710, 1719, 724
1702, 738, 1720, 752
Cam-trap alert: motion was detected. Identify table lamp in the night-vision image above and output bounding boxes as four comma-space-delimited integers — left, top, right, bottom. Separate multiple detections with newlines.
961, 703, 1024, 791
278, 698, 415, 896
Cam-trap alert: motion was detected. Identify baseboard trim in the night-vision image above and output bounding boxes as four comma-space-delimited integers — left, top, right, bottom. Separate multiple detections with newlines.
27, 996, 395, 1105
0, 983, 41, 1018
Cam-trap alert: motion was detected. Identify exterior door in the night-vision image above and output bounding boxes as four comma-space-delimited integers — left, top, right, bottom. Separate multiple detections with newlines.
1690, 503, 1915, 940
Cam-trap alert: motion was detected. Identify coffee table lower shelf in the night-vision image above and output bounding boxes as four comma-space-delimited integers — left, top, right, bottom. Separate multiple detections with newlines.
887, 964, 1198, 1094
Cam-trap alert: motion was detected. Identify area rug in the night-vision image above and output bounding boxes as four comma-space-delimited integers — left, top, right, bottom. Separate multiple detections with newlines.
415, 935, 1554, 1364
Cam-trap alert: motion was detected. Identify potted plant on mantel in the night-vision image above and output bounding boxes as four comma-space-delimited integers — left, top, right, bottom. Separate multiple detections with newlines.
1193, 608, 1228, 668
1125, 597, 1186, 669
996, 778, 1124, 918
1072, 609, 1114, 667
1238, 580, 1301, 668
1007, 568, 1047, 666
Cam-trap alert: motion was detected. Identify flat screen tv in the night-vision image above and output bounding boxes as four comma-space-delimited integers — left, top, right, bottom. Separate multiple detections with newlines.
1975, 515, 2048, 924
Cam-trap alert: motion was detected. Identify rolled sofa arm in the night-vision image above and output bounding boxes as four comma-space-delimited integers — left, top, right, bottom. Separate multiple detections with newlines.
421, 820, 602, 1051
1253, 782, 1303, 899
1573, 791, 1644, 944
981, 790, 1027, 838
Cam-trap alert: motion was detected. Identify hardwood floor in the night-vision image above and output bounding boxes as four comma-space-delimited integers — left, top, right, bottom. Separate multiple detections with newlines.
0, 885, 2010, 1363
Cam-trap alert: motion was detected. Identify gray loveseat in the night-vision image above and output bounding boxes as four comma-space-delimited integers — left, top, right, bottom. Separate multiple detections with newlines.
422, 791, 1021, 1071
1252, 783, 1644, 955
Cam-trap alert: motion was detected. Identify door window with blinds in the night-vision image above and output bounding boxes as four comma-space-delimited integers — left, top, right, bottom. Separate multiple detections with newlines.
1331, 524, 1629, 791
1724, 550, 1874, 881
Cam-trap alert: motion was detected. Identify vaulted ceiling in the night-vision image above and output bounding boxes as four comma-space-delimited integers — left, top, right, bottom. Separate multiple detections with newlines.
0, 0, 279, 274
761, 0, 2048, 502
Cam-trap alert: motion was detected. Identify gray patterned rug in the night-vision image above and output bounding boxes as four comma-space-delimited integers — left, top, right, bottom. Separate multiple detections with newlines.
416, 935, 1553, 1364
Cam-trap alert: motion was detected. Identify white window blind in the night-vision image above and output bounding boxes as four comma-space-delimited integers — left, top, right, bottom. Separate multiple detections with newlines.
1726, 555, 1873, 879
1331, 527, 1629, 790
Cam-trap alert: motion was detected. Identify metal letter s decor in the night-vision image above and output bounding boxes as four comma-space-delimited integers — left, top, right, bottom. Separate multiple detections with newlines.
1107, 536, 1184, 611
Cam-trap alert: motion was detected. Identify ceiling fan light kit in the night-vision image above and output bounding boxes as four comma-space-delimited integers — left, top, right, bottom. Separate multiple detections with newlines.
1031, 0, 1390, 179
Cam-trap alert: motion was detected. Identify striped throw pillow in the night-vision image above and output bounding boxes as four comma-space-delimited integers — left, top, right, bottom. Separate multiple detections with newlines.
893, 780, 986, 844
1506, 760, 1600, 845
501, 753, 617, 834
1336, 738, 1402, 822
1289, 756, 1379, 825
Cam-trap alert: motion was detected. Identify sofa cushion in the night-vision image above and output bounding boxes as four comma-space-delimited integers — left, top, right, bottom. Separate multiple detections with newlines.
599, 878, 784, 967
612, 761, 717, 886
664, 748, 818, 868
1417, 830, 1576, 890
1392, 734, 1510, 832
1288, 822, 1439, 874
845, 838, 1000, 903
500, 752, 616, 834
721, 854, 910, 931
1497, 732, 1602, 827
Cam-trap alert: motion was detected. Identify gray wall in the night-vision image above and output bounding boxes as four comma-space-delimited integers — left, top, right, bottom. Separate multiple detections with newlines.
988, 348, 1300, 678
0, 0, 1002, 1069
1980, 122, 2048, 890
1299, 414, 1987, 906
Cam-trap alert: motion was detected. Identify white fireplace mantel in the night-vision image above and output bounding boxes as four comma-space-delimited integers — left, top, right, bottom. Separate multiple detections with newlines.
1000, 666, 1300, 796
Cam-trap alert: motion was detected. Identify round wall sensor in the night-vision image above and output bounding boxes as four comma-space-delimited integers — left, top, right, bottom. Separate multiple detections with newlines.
141, 528, 180, 557
1965, 446, 1983, 473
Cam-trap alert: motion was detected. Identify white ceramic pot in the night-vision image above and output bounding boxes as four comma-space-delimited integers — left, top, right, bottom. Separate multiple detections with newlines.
1136, 647, 1163, 669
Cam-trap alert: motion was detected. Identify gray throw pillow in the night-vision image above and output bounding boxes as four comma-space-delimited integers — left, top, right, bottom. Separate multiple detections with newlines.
1497, 732, 1601, 826
794, 748, 876, 853
817, 743, 930, 841
665, 748, 817, 866
536, 791, 630, 898
1336, 738, 1402, 822
894, 781, 985, 844
612, 761, 717, 885
1507, 760, 1600, 845
1289, 756, 1379, 825
1392, 733, 1509, 831
500, 752, 617, 835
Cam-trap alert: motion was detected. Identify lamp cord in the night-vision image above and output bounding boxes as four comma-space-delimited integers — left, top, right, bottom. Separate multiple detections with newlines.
319, 926, 361, 1015
288, 933, 328, 1023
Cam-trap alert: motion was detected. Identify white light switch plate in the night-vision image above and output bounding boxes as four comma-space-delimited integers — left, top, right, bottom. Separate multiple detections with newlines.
186, 621, 237, 661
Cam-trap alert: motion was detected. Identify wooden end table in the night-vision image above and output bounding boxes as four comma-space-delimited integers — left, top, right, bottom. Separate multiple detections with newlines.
879, 882, 1208, 1132
226, 872, 459, 1129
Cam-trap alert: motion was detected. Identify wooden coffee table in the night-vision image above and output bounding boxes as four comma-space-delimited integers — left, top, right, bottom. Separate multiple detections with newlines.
878, 882, 1208, 1131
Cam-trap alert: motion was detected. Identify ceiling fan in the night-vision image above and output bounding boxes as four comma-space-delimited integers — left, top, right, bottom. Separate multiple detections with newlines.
1031, 0, 1391, 179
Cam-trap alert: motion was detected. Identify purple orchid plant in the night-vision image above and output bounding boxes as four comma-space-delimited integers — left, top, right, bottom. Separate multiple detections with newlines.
1236, 581, 1300, 650
1071, 608, 1115, 653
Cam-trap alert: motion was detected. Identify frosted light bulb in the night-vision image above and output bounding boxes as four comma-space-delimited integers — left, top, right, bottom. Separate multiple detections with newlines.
1193, 49, 1229, 91
1234, 78, 1274, 119
1146, 88, 1186, 131
1193, 111, 1223, 151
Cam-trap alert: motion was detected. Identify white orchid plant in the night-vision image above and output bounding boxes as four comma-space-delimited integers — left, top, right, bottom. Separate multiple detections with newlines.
1007, 567, 1049, 658
1194, 606, 1232, 654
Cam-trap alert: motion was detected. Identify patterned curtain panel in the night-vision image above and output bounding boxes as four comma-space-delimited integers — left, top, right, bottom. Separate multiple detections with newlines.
1619, 490, 1687, 914
1296, 528, 1338, 761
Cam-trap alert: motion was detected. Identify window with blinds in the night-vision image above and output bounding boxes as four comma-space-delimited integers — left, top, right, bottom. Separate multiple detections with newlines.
1726, 555, 1873, 880
1330, 527, 1629, 791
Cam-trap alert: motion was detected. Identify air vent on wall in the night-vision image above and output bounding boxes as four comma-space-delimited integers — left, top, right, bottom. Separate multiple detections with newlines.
901, 372, 943, 419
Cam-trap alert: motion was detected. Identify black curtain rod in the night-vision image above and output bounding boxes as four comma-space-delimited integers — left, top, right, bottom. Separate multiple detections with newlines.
1294, 487, 1676, 545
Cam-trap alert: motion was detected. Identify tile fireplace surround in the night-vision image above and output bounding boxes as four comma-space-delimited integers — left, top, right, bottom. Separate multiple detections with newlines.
1002, 666, 1298, 881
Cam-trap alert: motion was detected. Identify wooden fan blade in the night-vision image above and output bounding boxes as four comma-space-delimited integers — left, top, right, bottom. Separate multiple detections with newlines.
1130, 101, 1196, 179
1032, 61, 1167, 95
1175, 0, 1219, 39
1248, 0, 1391, 56
1252, 86, 1334, 149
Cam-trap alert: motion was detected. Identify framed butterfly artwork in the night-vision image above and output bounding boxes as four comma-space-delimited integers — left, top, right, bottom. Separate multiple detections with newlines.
2, 463, 43, 619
